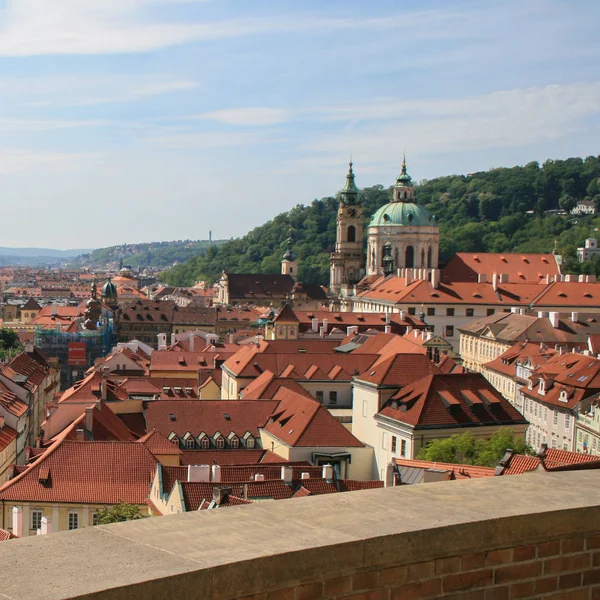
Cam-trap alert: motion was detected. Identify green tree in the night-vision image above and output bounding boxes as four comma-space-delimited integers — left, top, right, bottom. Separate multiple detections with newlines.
96, 502, 147, 524
418, 430, 534, 467
0, 329, 24, 359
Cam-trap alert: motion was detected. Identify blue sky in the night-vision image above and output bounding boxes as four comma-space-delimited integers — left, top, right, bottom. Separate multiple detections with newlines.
0, 0, 599, 248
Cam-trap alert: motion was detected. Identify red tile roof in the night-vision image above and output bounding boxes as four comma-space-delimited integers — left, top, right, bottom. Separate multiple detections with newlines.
378, 373, 527, 429
393, 457, 495, 479
532, 282, 600, 308
265, 388, 364, 448
240, 371, 315, 400
0, 380, 28, 418
0, 528, 16, 541
0, 422, 17, 452
0, 440, 158, 504
356, 353, 440, 387
180, 449, 276, 466
501, 448, 600, 475
138, 429, 183, 455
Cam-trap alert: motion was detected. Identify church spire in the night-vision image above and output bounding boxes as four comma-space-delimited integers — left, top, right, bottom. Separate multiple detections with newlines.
340, 161, 360, 205
393, 152, 414, 202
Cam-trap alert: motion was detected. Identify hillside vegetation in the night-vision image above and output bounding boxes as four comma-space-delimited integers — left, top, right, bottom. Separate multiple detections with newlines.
70, 239, 227, 270
162, 156, 600, 286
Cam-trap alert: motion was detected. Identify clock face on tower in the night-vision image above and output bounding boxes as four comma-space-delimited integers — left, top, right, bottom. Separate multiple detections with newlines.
347, 207, 356, 217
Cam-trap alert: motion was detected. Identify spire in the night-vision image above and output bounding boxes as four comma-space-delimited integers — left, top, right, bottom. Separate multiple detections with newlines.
283, 226, 296, 262
340, 161, 360, 205
395, 152, 412, 187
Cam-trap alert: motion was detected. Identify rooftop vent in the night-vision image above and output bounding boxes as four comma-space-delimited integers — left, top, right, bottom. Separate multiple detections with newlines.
169, 413, 176, 421
224, 413, 231, 420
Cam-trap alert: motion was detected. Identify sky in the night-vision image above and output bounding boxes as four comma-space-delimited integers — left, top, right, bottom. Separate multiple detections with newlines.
0, 0, 599, 249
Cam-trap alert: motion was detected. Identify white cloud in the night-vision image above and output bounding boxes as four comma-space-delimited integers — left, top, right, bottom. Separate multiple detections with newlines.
0, 148, 97, 173
192, 107, 291, 127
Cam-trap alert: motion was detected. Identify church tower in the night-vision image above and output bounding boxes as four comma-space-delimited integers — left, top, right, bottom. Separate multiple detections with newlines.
281, 235, 298, 281
329, 163, 365, 296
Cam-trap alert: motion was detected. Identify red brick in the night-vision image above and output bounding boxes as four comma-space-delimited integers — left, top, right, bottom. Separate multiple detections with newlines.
594, 551, 600, 567
542, 591, 590, 600
593, 586, 600, 600
240, 595, 267, 600
352, 571, 379, 591
406, 561, 434, 582
484, 587, 509, 600
558, 572, 581, 589
512, 545, 536, 562
268, 590, 295, 600
561, 537, 585, 554
435, 556, 460, 576
442, 591, 485, 600
390, 578, 441, 600
509, 580, 534, 598
495, 561, 542, 584
323, 576, 351, 597
544, 553, 590, 574
462, 553, 487, 571
584, 568, 600, 586
297, 582, 323, 600
380, 566, 407, 587
443, 569, 493, 593
538, 540, 561, 558
587, 533, 600, 550
485, 549, 512, 567
534, 576, 558, 594
342, 592, 388, 600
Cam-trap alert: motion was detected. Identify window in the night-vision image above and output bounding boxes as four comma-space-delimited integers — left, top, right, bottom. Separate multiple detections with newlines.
487, 309, 495, 316
391, 436, 397, 453
401, 439, 407, 457
246, 437, 255, 448
553, 411, 558, 427
466, 308, 474, 317
216, 436, 225, 449
68, 512, 79, 530
316, 391, 324, 403
408, 307, 416, 316
31, 510, 43, 531
230, 437, 239, 449
445, 326, 454, 337
446, 308, 455, 317
92, 512, 99, 526
565, 413, 571, 429
329, 391, 338, 405
427, 307, 435, 316
185, 437, 195, 449
347, 225, 356, 243
551, 438, 557, 448
201, 436, 210, 449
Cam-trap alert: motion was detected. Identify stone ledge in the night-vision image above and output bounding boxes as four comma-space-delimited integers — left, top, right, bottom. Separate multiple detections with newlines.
0, 470, 598, 600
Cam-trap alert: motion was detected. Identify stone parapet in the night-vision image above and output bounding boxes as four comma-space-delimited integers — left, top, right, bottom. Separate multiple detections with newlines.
1, 470, 600, 599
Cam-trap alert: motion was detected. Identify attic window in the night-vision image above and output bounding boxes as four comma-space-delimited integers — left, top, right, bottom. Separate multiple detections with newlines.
169, 413, 176, 421
577, 376, 589, 382
370, 371, 376, 376
558, 293, 567, 298
584, 293, 593, 298
224, 413, 231, 420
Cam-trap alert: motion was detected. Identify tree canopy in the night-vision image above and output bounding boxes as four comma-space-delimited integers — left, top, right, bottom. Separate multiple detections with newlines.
96, 502, 147, 524
417, 430, 535, 467
0, 329, 24, 360
162, 156, 600, 287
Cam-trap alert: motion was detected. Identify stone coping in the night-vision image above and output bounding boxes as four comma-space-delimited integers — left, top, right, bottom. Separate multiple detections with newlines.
0, 470, 599, 599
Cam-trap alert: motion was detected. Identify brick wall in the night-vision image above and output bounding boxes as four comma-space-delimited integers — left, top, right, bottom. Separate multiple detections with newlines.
241, 532, 600, 600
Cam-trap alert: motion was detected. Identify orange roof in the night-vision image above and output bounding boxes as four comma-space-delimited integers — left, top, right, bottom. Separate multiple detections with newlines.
531, 281, 600, 308
393, 457, 495, 479
356, 353, 440, 386
138, 429, 183, 455
501, 448, 600, 475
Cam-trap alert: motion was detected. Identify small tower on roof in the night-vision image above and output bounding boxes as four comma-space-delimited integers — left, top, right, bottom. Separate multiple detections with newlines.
281, 228, 298, 281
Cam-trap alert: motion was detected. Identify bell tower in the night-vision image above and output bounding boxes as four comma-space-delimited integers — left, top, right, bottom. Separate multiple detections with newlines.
329, 162, 365, 297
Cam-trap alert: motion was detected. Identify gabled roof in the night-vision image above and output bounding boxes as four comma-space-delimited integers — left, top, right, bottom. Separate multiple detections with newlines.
21, 298, 41, 311
0, 380, 28, 418
500, 447, 600, 475
225, 273, 296, 299
378, 373, 527, 429
356, 353, 440, 387
0, 440, 158, 504
264, 387, 364, 448
240, 371, 314, 401
0, 528, 16, 541
274, 304, 299, 323
393, 457, 495, 480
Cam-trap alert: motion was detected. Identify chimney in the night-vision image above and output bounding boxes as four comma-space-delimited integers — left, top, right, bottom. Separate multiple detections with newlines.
254, 473, 265, 481
430, 269, 440, 289
322, 464, 334, 482
211, 464, 221, 483
579, 275, 586, 282
281, 465, 293, 485
12, 507, 22, 538
100, 372, 108, 402
301, 472, 310, 480
40, 516, 52, 535
311, 318, 319, 333
538, 311, 548, 318
384, 462, 395, 488
212, 486, 231, 505
549, 312, 560, 328
187, 464, 211, 482
426, 331, 433, 341
406, 325, 413, 334
157, 333, 167, 351
571, 312, 579, 324
511, 307, 518, 313
384, 325, 392, 334
319, 326, 324, 338
322, 318, 328, 333
500, 273, 509, 283
189, 335, 195, 352
519, 308, 526, 315
545, 274, 551, 284
477, 273, 487, 283
399, 310, 405, 321
229, 333, 234, 345
24, 340, 34, 354
170, 333, 177, 346
84, 406, 94, 439
492, 273, 498, 292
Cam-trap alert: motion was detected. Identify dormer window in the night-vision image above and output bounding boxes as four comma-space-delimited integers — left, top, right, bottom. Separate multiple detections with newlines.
246, 437, 255, 448
200, 436, 210, 449
230, 436, 239, 449
528, 379, 533, 390
185, 437, 195, 449
538, 380, 545, 395
215, 435, 225, 449
559, 390, 568, 403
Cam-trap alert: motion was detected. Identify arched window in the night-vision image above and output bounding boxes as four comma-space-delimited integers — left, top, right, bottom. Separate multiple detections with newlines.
230, 436, 239, 449
427, 247, 432, 268
421, 249, 425, 267
405, 246, 414, 268
201, 436, 210, 449
246, 437, 255, 448
185, 437, 195, 449
347, 225, 356, 243
215, 436, 225, 449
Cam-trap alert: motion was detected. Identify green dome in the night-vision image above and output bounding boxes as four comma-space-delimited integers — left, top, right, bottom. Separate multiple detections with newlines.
370, 202, 434, 227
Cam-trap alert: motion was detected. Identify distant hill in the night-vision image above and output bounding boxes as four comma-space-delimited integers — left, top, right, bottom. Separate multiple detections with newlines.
0, 247, 94, 267
68, 239, 228, 270
161, 155, 600, 286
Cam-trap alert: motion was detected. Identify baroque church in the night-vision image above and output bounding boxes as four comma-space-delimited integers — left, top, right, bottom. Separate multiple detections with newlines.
329, 156, 440, 298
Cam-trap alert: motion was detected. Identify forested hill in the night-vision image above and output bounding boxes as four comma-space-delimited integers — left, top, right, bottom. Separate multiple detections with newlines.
69, 239, 227, 270
162, 156, 600, 286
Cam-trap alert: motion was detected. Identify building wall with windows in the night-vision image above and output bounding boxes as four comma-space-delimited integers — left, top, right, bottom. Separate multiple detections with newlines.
575, 401, 600, 455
